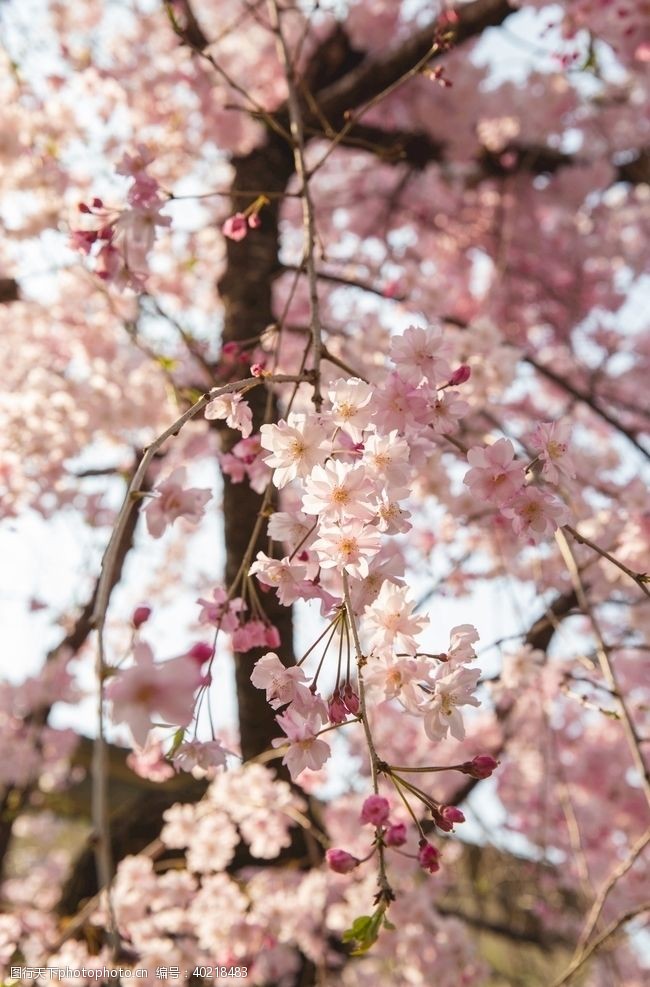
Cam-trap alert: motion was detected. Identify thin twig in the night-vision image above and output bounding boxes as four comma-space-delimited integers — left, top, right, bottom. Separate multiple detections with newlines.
551, 900, 650, 987
563, 524, 650, 599
269, 0, 324, 408
555, 529, 650, 809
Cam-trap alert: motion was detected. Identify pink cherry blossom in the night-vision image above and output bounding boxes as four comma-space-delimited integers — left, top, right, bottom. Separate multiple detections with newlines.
222, 212, 248, 241
106, 642, 205, 748
272, 707, 331, 780
172, 739, 229, 774
250, 652, 312, 710
363, 581, 427, 656
196, 587, 246, 632
420, 664, 481, 742
502, 486, 570, 542
390, 324, 453, 387
312, 521, 382, 578
301, 460, 376, 523
204, 391, 253, 438
530, 421, 576, 484
145, 468, 212, 539
327, 377, 374, 442
464, 438, 526, 505
260, 413, 330, 488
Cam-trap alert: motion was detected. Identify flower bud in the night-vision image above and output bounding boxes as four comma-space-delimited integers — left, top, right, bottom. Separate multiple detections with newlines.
449, 364, 471, 386
417, 840, 441, 874
385, 822, 407, 847
132, 605, 152, 629
434, 804, 465, 831
222, 212, 248, 242
461, 754, 499, 779
326, 848, 359, 874
187, 642, 214, 665
360, 795, 390, 826
328, 691, 348, 725
342, 683, 360, 715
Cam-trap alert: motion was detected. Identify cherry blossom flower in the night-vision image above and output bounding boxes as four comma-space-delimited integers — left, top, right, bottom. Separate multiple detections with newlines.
428, 389, 469, 434
232, 619, 280, 652
204, 391, 253, 438
327, 377, 374, 442
420, 665, 481, 742
302, 460, 376, 523
446, 624, 479, 665
196, 587, 246, 632
531, 421, 576, 484
260, 413, 330, 488
371, 371, 429, 434
106, 642, 205, 747
375, 493, 412, 534
172, 739, 230, 774
502, 486, 570, 542
363, 654, 431, 711
464, 438, 526, 505
145, 468, 212, 539
222, 212, 248, 241
312, 521, 382, 578
114, 200, 171, 272
272, 707, 331, 780
363, 582, 427, 656
361, 430, 411, 498
249, 551, 316, 606
250, 652, 312, 710
390, 324, 452, 387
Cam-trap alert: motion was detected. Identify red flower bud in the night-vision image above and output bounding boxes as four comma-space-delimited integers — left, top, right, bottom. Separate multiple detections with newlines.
132, 605, 152, 629
449, 364, 471, 386
461, 754, 499, 779
326, 848, 359, 874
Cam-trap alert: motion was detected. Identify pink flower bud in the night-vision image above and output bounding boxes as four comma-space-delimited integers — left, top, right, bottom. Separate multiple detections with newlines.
264, 625, 281, 648
417, 840, 441, 874
187, 642, 215, 665
222, 342, 240, 357
132, 605, 152, 629
441, 805, 465, 824
326, 848, 360, 874
222, 212, 248, 241
78, 202, 91, 214
449, 364, 471, 386
360, 795, 390, 826
385, 822, 407, 847
328, 691, 348, 725
247, 213, 261, 229
434, 804, 465, 831
92, 197, 104, 209
461, 754, 499, 779
251, 362, 265, 377
342, 683, 360, 715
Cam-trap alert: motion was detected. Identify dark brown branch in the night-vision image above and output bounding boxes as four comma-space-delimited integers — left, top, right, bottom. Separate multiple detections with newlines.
0, 462, 146, 872
0, 277, 19, 304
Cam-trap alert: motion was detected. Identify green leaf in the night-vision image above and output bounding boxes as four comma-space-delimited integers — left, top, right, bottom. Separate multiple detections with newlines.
342, 905, 393, 955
